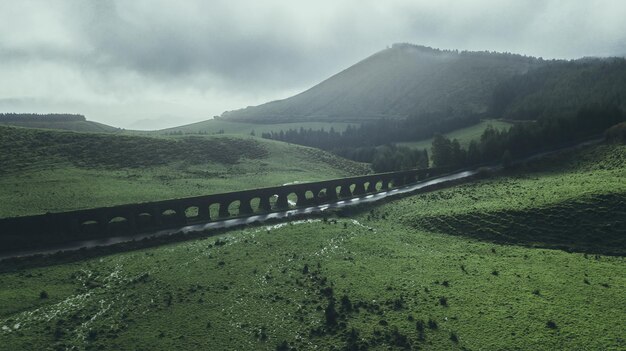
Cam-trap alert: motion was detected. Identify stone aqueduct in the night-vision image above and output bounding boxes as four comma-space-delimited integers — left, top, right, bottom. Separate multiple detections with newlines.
0, 167, 449, 252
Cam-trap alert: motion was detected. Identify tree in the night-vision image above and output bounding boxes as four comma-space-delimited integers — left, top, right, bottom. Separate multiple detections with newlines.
431, 134, 453, 167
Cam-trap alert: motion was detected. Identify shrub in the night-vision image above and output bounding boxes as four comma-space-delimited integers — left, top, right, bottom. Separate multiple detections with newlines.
325, 299, 338, 327
276, 340, 291, 351
39, 290, 49, 299
450, 331, 459, 343
546, 320, 558, 329
427, 319, 438, 329
439, 297, 448, 307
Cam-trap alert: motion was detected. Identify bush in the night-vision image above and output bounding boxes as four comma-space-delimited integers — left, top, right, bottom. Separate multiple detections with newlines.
450, 331, 459, 343
439, 297, 448, 307
39, 290, 49, 299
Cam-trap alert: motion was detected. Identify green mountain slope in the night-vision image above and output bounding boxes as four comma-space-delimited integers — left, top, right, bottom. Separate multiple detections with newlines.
221, 44, 540, 123
0, 126, 369, 217
490, 58, 626, 120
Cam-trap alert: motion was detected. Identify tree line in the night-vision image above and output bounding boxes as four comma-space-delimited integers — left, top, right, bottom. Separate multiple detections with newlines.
431, 103, 626, 168
0, 113, 86, 122
260, 113, 479, 171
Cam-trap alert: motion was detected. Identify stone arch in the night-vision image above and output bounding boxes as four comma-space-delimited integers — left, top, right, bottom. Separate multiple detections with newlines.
217, 200, 237, 218
162, 209, 177, 217
305, 190, 315, 201
136, 212, 154, 228
258, 195, 272, 212
209, 203, 221, 220
364, 179, 376, 193
107, 216, 130, 233
287, 192, 299, 208
185, 206, 199, 219
352, 182, 366, 196
249, 197, 262, 213
80, 220, 101, 236
338, 184, 352, 198
317, 188, 329, 200
273, 193, 289, 210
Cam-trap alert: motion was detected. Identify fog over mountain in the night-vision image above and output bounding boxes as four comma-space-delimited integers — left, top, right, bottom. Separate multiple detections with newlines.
1, 0, 625, 129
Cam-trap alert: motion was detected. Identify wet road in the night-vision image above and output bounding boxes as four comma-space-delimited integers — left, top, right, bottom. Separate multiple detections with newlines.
0, 169, 480, 260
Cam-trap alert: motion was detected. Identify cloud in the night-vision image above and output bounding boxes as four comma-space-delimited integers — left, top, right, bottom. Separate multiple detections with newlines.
0, 0, 625, 129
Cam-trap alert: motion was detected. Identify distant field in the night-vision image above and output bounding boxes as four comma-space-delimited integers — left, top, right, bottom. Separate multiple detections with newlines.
396, 119, 512, 150
0, 143, 623, 350
153, 119, 355, 136
0, 126, 368, 217
0, 120, 121, 133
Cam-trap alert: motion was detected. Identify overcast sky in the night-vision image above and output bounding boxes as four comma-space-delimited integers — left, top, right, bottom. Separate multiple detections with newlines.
1, 0, 625, 129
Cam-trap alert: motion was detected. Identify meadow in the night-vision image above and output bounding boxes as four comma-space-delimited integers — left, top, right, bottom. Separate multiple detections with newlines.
396, 120, 512, 150
0, 143, 623, 350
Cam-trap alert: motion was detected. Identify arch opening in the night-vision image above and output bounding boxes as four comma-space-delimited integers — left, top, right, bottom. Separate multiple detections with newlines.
250, 197, 262, 213
209, 203, 221, 220
107, 216, 130, 232
287, 193, 298, 208
185, 206, 199, 219
136, 212, 153, 228
228, 200, 241, 217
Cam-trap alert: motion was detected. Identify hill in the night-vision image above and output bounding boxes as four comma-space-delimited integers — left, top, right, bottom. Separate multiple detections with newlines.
0, 113, 121, 133
0, 142, 623, 350
0, 126, 369, 217
221, 44, 540, 123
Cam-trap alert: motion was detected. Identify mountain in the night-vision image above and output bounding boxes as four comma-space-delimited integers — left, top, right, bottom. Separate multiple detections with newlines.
220, 44, 541, 123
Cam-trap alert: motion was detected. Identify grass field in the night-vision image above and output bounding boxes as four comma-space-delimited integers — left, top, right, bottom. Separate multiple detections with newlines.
396, 120, 513, 150
0, 126, 369, 217
154, 119, 354, 136
0, 143, 623, 350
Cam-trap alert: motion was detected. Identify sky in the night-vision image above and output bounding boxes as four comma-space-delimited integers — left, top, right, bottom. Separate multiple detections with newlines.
1, 0, 625, 130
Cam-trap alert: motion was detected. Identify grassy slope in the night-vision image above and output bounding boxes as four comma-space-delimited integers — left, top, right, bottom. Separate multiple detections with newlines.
0, 126, 368, 217
0, 120, 121, 133
396, 120, 512, 150
222, 44, 539, 123
154, 119, 354, 136
0, 144, 624, 350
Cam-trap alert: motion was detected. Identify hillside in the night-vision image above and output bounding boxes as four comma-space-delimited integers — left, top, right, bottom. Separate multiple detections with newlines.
0, 126, 368, 217
0, 114, 121, 133
0, 120, 120, 133
221, 44, 540, 123
490, 58, 626, 120
0, 143, 623, 350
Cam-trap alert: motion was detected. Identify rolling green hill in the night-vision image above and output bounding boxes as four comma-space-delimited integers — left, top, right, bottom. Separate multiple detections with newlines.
221, 44, 540, 123
0, 143, 623, 350
0, 126, 369, 217
0, 120, 121, 133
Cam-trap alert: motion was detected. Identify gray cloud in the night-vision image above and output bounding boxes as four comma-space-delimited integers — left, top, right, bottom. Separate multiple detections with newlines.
1, 0, 625, 129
